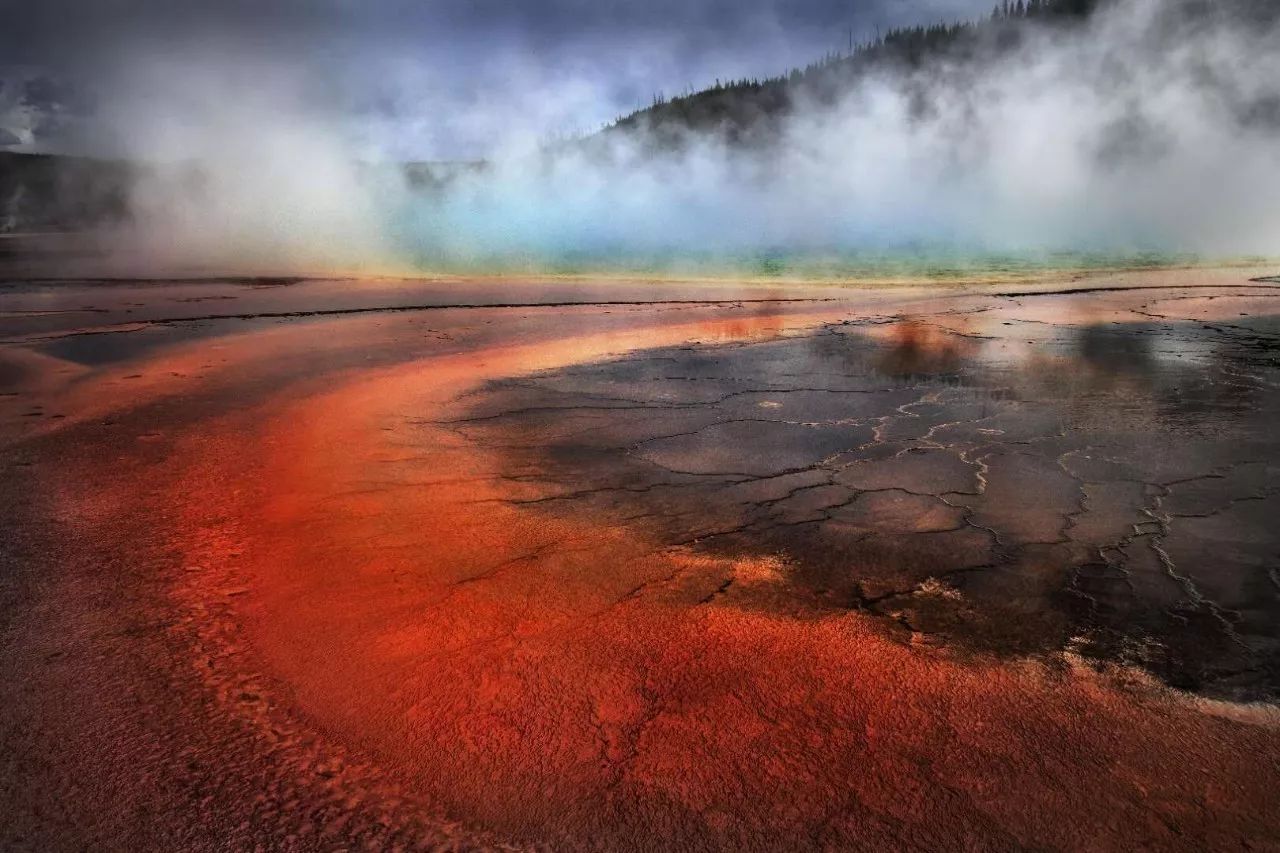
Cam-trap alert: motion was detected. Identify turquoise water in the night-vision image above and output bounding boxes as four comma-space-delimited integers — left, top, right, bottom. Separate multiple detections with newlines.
398, 247, 1251, 279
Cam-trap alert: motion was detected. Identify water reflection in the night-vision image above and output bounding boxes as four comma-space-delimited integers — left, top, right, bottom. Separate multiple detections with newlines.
873, 320, 979, 379
464, 310, 1280, 699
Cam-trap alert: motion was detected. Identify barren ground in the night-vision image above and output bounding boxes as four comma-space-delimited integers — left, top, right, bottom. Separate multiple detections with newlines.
2, 267, 1279, 850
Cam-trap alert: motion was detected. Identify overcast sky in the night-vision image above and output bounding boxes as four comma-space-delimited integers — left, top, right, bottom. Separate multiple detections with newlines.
0, 0, 992, 159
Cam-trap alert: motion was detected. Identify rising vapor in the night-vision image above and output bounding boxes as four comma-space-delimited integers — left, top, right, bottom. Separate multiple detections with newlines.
9, 0, 1280, 272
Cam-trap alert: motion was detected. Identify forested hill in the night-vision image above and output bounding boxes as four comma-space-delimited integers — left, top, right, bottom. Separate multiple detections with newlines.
601, 0, 1269, 148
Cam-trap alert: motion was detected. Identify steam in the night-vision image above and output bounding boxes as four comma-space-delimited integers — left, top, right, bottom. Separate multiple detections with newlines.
85, 49, 396, 271
51, 0, 1280, 272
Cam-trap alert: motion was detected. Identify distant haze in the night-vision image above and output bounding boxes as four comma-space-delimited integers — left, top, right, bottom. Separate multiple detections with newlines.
0, 0, 991, 159
1, 0, 1278, 270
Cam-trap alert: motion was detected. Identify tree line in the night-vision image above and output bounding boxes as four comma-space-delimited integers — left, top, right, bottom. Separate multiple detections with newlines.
610, 0, 1102, 144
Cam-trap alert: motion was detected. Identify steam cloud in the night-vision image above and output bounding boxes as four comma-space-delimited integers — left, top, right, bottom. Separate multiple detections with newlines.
23, 0, 1280, 271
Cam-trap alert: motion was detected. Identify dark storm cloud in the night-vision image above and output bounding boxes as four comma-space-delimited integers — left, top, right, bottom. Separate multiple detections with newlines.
0, 0, 990, 51
0, 0, 991, 156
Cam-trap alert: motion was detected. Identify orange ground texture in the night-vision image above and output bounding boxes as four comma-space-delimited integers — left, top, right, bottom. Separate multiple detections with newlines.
3, 272, 1280, 850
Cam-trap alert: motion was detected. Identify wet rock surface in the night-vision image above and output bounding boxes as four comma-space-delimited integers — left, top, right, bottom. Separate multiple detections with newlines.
4, 270, 1280, 850
458, 294, 1280, 700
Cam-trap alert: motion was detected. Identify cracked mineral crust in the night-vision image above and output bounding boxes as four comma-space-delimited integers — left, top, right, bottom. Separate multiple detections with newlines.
3, 270, 1280, 850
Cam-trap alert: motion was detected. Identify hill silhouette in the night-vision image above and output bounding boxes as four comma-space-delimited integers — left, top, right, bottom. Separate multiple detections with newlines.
603, 0, 1102, 148
601, 0, 1276, 149
1, 0, 1275, 236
